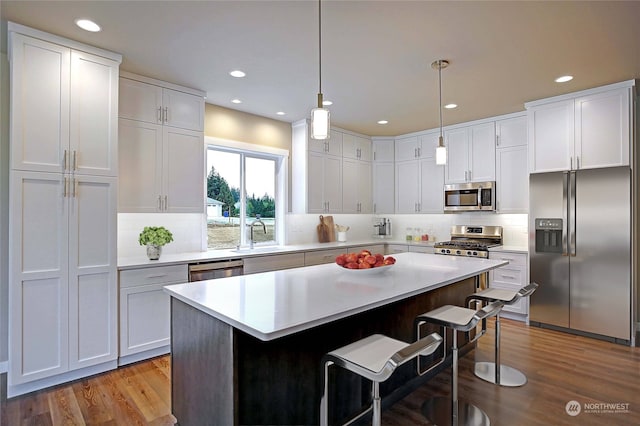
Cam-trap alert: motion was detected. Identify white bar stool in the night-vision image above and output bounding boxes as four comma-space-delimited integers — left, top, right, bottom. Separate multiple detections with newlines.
416, 301, 504, 426
320, 332, 443, 426
465, 282, 539, 387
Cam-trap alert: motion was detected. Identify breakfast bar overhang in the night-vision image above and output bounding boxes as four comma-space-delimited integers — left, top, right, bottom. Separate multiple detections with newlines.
164, 252, 508, 425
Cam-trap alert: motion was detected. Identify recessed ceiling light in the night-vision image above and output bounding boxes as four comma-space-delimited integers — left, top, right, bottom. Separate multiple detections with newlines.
75, 18, 101, 32
229, 70, 246, 78
231, 99, 242, 104
444, 103, 458, 109
377, 120, 388, 125
555, 75, 573, 83
322, 100, 333, 106
276, 111, 286, 116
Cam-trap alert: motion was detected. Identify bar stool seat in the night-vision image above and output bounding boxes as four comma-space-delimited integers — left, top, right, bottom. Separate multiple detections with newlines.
416, 301, 504, 426
466, 282, 538, 387
320, 332, 443, 426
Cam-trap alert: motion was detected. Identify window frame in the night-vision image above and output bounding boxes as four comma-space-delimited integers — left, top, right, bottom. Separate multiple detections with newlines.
205, 136, 288, 249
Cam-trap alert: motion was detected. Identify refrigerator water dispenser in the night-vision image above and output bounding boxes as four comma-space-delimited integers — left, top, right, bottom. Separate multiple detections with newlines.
535, 218, 563, 253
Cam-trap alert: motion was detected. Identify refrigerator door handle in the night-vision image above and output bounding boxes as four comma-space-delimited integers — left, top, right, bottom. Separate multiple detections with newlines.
569, 170, 577, 257
562, 171, 569, 256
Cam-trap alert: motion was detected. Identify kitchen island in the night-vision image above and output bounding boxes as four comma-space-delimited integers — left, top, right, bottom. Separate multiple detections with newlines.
164, 252, 507, 425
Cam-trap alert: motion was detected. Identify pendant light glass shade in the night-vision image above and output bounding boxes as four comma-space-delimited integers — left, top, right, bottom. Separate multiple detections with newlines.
311, 0, 330, 140
436, 136, 447, 165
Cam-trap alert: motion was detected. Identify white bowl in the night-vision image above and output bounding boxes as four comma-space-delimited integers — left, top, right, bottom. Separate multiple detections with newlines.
334, 263, 395, 275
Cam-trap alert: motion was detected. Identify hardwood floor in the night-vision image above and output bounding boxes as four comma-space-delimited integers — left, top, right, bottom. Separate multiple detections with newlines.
1, 319, 639, 425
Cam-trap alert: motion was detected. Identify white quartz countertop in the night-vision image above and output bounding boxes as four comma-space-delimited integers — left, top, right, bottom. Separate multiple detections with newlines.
118, 239, 391, 270
489, 245, 528, 254
163, 252, 508, 341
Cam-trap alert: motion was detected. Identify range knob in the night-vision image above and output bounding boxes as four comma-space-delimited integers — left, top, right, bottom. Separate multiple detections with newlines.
456, 250, 461, 255
473, 251, 478, 256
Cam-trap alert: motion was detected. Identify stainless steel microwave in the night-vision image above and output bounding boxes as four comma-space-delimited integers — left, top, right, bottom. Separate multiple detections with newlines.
444, 181, 496, 212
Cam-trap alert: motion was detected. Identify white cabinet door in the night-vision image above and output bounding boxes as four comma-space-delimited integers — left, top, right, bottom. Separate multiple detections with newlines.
164, 126, 205, 213
324, 155, 343, 213
395, 161, 419, 213
307, 152, 325, 213
10, 171, 69, 384
496, 116, 527, 148
118, 118, 163, 212
342, 133, 359, 160
327, 129, 343, 157
357, 136, 372, 161
469, 122, 496, 182
528, 100, 574, 173
342, 158, 359, 213
70, 51, 119, 177
575, 88, 630, 169
358, 161, 372, 213
395, 136, 419, 162
68, 175, 117, 369
372, 138, 394, 162
10, 34, 70, 173
243, 253, 306, 274
419, 157, 444, 213
496, 145, 528, 213
444, 127, 469, 183
163, 88, 204, 132
373, 162, 394, 214
120, 284, 170, 356
419, 132, 440, 159
118, 78, 163, 124
307, 152, 342, 213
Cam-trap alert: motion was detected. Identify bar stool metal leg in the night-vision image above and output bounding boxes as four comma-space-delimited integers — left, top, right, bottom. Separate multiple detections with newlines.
474, 312, 527, 387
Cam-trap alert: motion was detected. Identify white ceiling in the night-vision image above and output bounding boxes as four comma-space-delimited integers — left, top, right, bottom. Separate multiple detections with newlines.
1, 1, 639, 136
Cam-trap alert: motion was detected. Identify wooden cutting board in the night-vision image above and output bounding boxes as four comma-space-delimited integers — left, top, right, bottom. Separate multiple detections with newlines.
317, 215, 336, 242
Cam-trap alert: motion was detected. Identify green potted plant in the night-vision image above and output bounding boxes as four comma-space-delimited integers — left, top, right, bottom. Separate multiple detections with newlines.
139, 226, 174, 260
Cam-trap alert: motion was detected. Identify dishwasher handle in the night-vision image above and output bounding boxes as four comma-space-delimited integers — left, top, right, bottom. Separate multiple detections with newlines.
188, 259, 244, 272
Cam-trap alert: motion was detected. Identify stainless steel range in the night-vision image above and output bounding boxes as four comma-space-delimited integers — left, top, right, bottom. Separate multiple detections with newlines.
434, 225, 503, 258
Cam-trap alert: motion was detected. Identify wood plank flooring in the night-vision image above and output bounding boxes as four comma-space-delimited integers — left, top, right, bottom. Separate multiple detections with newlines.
1, 319, 639, 425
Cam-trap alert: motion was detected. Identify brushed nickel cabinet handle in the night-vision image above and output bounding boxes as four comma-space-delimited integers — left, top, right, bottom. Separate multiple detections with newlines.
158, 107, 163, 122
63, 149, 68, 171
164, 195, 168, 211
63, 177, 68, 197
164, 107, 169, 123
158, 195, 162, 211
73, 150, 77, 171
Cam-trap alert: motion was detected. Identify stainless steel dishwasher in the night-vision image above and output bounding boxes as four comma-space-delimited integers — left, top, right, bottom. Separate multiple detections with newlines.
188, 259, 244, 281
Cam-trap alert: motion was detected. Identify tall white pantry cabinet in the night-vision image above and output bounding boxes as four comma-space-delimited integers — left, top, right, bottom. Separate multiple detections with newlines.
8, 23, 121, 396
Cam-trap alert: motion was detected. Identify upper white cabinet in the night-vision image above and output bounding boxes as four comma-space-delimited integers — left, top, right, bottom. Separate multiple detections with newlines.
343, 159, 371, 213
8, 22, 121, 395
308, 151, 342, 213
343, 133, 371, 161
372, 137, 394, 214
10, 33, 119, 176
309, 129, 343, 156
118, 73, 205, 213
495, 115, 528, 213
119, 74, 204, 132
395, 136, 419, 162
526, 82, 632, 173
444, 122, 496, 184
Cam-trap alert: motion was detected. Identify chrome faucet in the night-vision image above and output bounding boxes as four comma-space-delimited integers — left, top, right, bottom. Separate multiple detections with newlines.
247, 214, 266, 249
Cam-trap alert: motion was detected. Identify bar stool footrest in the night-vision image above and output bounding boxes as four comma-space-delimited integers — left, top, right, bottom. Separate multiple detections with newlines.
422, 396, 490, 426
474, 362, 527, 387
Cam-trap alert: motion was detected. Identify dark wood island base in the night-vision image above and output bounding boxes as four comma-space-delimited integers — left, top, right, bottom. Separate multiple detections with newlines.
170, 277, 476, 425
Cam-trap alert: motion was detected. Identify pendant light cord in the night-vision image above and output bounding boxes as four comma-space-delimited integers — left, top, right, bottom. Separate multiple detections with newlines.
318, 0, 322, 96
438, 60, 443, 138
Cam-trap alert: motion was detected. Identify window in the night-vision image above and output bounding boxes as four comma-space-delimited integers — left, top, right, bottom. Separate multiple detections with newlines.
205, 137, 287, 250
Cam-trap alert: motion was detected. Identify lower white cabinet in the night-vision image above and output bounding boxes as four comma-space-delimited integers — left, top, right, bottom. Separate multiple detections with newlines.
408, 245, 435, 254
118, 264, 188, 363
489, 251, 529, 320
244, 253, 305, 274
386, 244, 409, 255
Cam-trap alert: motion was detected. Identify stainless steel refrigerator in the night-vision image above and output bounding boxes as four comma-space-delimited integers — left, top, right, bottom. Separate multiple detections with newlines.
529, 166, 631, 342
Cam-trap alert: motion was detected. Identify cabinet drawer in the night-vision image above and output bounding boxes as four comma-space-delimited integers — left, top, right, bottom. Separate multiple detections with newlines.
349, 245, 385, 255
490, 252, 527, 268
408, 245, 434, 254
120, 264, 188, 287
490, 267, 524, 288
244, 253, 305, 274
386, 244, 408, 254
304, 249, 344, 266
489, 282, 528, 315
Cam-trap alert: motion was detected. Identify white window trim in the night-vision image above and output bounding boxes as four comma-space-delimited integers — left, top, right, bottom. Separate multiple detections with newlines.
205, 136, 289, 248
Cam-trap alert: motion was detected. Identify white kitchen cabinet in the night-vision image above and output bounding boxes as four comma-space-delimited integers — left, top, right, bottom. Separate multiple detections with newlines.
243, 253, 305, 274
372, 162, 394, 214
304, 249, 345, 266
118, 74, 205, 213
343, 133, 372, 161
8, 24, 121, 395
10, 171, 118, 384
395, 160, 420, 213
489, 251, 529, 320
372, 138, 394, 162
419, 132, 440, 159
10, 33, 119, 177
395, 135, 420, 162
419, 157, 444, 213
526, 82, 631, 173
119, 264, 188, 363
119, 74, 204, 132
386, 244, 408, 255
308, 151, 342, 213
495, 115, 528, 213
396, 157, 443, 214
343, 159, 372, 213
444, 122, 495, 184
309, 129, 343, 156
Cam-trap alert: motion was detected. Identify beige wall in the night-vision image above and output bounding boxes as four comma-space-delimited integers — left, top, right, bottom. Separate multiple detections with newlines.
204, 103, 293, 209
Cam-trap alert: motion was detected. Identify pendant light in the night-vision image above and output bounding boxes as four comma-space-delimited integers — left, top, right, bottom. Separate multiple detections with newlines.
432, 59, 449, 165
311, 0, 330, 140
